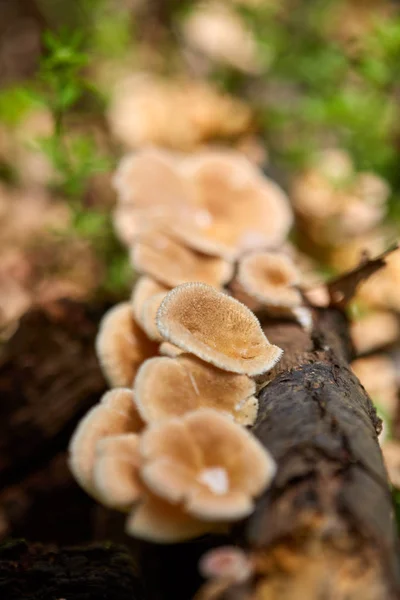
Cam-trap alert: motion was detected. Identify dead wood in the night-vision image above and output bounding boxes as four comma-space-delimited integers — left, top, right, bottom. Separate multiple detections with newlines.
0, 539, 145, 600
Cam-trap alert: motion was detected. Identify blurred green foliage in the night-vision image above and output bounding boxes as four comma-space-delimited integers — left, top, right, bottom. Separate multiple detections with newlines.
236, 1, 400, 195
34, 31, 130, 297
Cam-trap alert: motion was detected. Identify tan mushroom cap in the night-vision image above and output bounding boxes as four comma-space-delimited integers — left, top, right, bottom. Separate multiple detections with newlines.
126, 492, 209, 543
159, 341, 184, 358
156, 283, 283, 376
68, 388, 143, 498
131, 276, 169, 342
170, 152, 293, 260
237, 251, 302, 308
131, 231, 233, 289
134, 354, 257, 425
140, 292, 169, 342
93, 434, 143, 510
113, 204, 141, 246
113, 148, 196, 207
96, 302, 158, 387
131, 276, 169, 325
140, 408, 276, 521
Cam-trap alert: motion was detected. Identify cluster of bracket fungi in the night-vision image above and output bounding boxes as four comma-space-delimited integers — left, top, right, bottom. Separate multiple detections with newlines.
68, 148, 314, 546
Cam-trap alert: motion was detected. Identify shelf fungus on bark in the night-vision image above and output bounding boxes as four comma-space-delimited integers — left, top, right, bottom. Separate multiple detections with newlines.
169, 151, 293, 260
134, 354, 257, 425
68, 388, 144, 499
95, 302, 158, 387
156, 282, 283, 376
131, 231, 233, 289
70, 407, 276, 543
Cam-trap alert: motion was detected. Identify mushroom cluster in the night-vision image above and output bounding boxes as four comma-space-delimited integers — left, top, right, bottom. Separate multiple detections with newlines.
70, 283, 279, 542
69, 147, 316, 543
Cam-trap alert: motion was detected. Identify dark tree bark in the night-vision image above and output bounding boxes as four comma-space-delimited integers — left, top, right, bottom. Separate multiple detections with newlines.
0, 300, 108, 543
0, 539, 145, 600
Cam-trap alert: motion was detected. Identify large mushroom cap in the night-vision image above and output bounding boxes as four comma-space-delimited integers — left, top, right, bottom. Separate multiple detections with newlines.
96, 302, 158, 387
68, 388, 143, 498
156, 282, 283, 375
236, 251, 302, 308
131, 230, 233, 289
134, 354, 257, 425
139, 408, 276, 521
170, 152, 293, 260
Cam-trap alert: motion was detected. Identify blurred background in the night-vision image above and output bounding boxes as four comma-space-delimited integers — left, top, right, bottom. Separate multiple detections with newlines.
2, 0, 400, 541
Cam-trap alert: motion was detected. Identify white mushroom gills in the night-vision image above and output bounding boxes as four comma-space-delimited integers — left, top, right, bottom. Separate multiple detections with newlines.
198, 467, 229, 495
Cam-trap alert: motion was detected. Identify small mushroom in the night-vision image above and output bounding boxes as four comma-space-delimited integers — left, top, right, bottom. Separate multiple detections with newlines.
199, 546, 253, 582
139, 408, 276, 521
131, 276, 169, 342
68, 388, 144, 498
131, 230, 234, 288
132, 276, 169, 326
126, 492, 209, 543
134, 354, 257, 425
93, 434, 143, 510
96, 302, 158, 387
236, 251, 302, 309
140, 292, 169, 342
170, 151, 293, 260
156, 283, 283, 376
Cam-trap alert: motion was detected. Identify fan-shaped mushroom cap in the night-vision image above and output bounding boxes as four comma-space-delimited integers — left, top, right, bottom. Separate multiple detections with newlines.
68, 388, 143, 498
93, 434, 143, 510
126, 492, 209, 543
131, 231, 233, 288
169, 152, 293, 260
159, 341, 184, 358
96, 303, 158, 387
139, 408, 276, 521
237, 251, 302, 308
134, 354, 257, 425
113, 148, 195, 207
156, 283, 283, 375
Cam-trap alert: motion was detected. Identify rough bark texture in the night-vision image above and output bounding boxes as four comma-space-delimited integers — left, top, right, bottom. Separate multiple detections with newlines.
0, 539, 145, 600
243, 309, 400, 600
0, 300, 398, 599
0, 299, 108, 543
